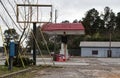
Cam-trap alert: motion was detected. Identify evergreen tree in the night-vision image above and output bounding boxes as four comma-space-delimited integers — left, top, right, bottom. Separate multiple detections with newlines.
116, 12, 120, 31
82, 8, 100, 35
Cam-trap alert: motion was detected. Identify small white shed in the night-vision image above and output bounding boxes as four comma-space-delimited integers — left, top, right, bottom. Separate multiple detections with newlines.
80, 41, 120, 57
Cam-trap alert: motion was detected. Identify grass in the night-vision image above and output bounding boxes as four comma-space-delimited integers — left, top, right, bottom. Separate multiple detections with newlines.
0, 65, 25, 75
0, 65, 62, 78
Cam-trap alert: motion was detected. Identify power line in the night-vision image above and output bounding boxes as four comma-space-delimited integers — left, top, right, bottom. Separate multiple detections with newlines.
0, 0, 22, 32
8, 0, 24, 30
0, 14, 10, 29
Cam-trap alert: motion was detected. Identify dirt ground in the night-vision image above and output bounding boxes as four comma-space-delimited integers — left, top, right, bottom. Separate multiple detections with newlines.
34, 58, 120, 78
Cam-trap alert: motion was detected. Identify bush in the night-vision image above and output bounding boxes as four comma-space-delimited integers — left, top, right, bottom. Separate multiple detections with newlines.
5, 57, 33, 67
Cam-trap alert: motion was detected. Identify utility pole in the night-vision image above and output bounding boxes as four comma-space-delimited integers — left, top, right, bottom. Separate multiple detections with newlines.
55, 9, 57, 23
109, 29, 111, 57
33, 23, 36, 65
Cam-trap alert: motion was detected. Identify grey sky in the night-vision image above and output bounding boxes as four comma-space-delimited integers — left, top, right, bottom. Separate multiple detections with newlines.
51, 0, 120, 22
0, 0, 120, 46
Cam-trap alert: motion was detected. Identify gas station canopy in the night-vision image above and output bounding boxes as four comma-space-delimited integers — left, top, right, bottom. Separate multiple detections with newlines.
41, 23, 85, 35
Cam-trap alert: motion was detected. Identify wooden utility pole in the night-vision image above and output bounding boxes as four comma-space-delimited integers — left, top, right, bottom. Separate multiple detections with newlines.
33, 23, 36, 65
55, 9, 57, 23
109, 30, 112, 57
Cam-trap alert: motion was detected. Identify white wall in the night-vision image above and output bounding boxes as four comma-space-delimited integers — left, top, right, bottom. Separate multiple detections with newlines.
81, 47, 120, 57
112, 48, 120, 57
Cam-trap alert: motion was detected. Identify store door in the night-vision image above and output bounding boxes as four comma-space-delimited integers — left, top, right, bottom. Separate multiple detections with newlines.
107, 50, 112, 57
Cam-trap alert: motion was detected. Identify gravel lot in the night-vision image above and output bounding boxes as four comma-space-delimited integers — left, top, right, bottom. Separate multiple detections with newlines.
34, 58, 120, 78
0, 55, 120, 78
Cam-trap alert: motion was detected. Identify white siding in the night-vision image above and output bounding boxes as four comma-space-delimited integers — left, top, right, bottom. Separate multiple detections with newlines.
112, 48, 120, 57
80, 42, 120, 47
81, 47, 120, 57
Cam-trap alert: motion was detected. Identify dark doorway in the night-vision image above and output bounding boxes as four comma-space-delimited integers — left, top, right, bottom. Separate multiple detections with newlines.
107, 50, 112, 57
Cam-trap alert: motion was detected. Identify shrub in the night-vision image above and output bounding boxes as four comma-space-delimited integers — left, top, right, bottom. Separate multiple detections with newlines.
5, 57, 33, 67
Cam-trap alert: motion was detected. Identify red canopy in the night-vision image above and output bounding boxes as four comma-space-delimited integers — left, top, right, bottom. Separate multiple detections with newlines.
41, 23, 85, 35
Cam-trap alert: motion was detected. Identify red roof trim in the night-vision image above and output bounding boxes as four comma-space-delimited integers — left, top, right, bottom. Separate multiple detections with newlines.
42, 23, 85, 31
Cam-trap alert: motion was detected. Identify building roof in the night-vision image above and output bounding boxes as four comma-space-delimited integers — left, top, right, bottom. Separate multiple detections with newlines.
80, 41, 120, 48
41, 23, 85, 31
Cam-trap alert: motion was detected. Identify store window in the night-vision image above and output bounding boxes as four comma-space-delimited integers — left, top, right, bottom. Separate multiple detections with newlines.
92, 50, 98, 55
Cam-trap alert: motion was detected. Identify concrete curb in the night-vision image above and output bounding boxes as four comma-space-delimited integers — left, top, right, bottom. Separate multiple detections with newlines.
0, 68, 32, 78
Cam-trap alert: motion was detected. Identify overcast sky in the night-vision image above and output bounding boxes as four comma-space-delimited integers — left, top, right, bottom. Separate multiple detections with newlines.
0, 0, 120, 46
49, 0, 120, 22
